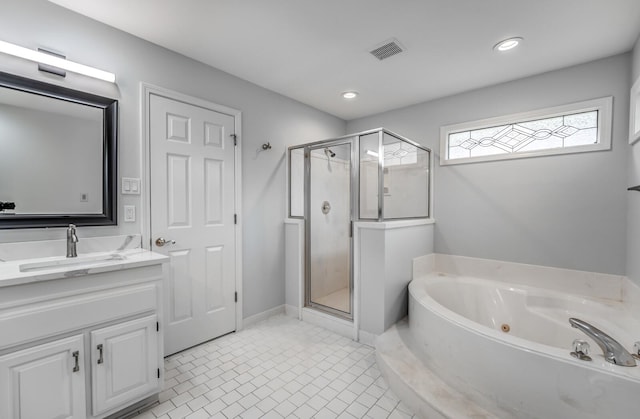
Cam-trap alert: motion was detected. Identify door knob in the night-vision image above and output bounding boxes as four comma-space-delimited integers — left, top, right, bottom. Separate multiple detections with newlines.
155, 237, 176, 247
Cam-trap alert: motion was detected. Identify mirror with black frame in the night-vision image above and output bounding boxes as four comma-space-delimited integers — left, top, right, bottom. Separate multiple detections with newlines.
0, 71, 117, 228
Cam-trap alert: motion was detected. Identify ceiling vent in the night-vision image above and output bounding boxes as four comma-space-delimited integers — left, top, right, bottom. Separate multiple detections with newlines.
369, 38, 404, 61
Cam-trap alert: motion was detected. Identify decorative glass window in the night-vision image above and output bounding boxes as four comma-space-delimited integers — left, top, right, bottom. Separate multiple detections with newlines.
440, 97, 612, 165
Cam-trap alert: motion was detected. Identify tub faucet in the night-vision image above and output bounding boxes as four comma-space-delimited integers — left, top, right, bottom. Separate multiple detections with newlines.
569, 318, 636, 367
66, 224, 78, 258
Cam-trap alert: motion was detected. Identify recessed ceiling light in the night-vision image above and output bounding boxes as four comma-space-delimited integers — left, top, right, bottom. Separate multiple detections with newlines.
342, 91, 358, 99
493, 37, 523, 52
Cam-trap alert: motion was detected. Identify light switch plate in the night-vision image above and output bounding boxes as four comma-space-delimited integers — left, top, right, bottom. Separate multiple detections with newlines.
124, 205, 136, 222
122, 177, 141, 195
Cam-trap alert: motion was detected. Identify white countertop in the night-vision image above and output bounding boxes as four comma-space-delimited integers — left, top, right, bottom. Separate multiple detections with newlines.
0, 248, 168, 288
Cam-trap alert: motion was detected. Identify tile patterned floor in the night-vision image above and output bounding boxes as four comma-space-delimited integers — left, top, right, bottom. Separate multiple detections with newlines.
132, 314, 416, 419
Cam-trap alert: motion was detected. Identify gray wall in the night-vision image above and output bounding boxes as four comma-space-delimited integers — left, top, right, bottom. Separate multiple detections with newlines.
348, 54, 630, 275
627, 36, 640, 286
0, 0, 346, 318
633, 36, 640, 81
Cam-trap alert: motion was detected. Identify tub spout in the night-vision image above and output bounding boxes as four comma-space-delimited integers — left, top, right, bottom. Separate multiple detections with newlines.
569, 318, 636, 367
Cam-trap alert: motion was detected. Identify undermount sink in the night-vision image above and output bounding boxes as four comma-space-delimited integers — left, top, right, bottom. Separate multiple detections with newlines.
19, 253, 127, 273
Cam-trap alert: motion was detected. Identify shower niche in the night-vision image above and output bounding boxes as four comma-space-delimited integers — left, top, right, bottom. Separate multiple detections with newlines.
285, 128, 434, 341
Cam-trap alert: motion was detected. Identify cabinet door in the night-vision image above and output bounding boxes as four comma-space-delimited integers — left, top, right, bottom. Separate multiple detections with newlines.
0, 335, 86, 419
91, 315, 160, 416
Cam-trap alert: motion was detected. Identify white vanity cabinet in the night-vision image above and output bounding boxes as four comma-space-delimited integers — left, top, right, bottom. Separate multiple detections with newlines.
0, 251, 167, 419
91, 315, 159, 416
0, 335, 87, 419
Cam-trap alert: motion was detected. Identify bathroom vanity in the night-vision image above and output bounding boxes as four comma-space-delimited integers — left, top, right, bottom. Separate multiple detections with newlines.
0, 248, 167, 419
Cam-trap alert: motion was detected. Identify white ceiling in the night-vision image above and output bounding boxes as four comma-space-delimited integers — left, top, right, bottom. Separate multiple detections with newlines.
48, 0, 640, 120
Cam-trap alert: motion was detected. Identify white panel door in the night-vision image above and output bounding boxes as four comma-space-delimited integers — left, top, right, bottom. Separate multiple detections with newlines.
150, 93, 237, 355
91, 315, 159, 416
0, 335, 86, 419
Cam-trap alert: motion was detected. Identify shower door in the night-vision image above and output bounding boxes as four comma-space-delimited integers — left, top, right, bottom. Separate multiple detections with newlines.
305, 141, 354, 319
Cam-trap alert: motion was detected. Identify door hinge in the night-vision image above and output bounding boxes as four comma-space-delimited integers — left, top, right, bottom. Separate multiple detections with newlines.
350, 221, 353, 238
157, 368, 161, 379
235, 292, 238, 303
234, 214, 237, 224
156, 322, 159, 332
231, 133, 237, 146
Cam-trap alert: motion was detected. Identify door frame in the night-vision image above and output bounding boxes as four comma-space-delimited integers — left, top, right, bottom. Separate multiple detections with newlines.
140, 82, 244, 332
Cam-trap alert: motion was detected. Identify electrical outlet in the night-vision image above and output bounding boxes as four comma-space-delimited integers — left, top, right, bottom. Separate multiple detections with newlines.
124, 205, 135, 222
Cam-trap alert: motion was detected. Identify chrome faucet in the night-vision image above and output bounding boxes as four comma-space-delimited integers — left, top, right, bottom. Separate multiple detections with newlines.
66, 224, 78, 258
569, 318, 636, 367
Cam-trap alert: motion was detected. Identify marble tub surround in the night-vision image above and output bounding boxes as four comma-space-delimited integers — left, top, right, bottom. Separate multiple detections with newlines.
0, 234, 142, 262
0, 247, 167, 287
413, 253, 629, 301
622, 279, 640, 319
376, 320, 510, 419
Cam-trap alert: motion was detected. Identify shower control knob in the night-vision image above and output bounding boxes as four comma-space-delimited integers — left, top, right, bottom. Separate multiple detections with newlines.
155, 237, 176, 247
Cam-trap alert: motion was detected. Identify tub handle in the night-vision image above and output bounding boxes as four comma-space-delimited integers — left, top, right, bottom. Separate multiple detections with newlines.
570, 339, 592, 361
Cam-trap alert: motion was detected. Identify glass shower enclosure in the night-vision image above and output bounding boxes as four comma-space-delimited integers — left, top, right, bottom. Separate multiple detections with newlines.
288, 128, 431, 320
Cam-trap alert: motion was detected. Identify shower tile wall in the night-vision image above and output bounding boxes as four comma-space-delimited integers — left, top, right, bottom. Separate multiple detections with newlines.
359, 132, 379, 219
310, 153, 351, 304
359, 160, 378, 219
359, 133, 430, 221
382, 149, 430, 219
360, 157, 430, 220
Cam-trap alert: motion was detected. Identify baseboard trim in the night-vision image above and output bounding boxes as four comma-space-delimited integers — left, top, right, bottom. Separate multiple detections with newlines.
284, 304, 300, 319
242, 305, 286, 327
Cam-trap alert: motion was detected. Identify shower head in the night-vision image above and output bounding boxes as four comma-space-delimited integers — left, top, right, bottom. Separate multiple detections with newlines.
324, 148, 336, 158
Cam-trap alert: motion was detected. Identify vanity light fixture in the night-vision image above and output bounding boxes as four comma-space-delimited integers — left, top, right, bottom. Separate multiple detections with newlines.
0, 40, 116, 83
342, 91, 358, 99
493, 37, 523, 52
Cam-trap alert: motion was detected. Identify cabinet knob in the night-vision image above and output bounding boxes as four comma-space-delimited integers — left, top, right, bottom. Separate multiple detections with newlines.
97, 344, 104, 364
